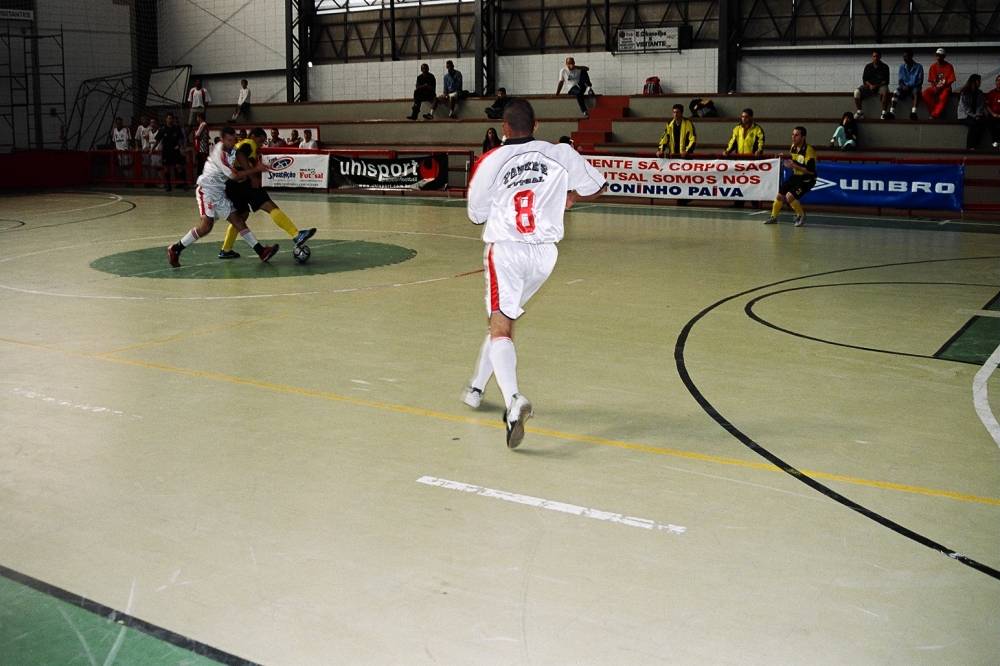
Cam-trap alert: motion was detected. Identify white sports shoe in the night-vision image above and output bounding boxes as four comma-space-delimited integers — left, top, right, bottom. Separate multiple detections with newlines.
461, 386, 483, 409
793, 215, 805, 227
504, 394, 534, 449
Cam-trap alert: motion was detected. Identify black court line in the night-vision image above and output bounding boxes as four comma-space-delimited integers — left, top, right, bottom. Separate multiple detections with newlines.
674, 255, 1000, 582
934, 289, 1000, 359
2, 198, 137, 232
744, 281, 1000, 366
0, 218, 26, 231
0, 564, 260, 665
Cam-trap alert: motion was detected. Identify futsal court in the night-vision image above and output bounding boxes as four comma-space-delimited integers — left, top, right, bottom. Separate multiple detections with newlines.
1, 189, 998, 665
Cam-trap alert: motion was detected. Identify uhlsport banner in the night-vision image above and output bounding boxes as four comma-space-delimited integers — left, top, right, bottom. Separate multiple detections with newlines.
330, 154, 448, 190
802, 161, 964, 211
585, 156, 780, 201
261, 153, 329, 189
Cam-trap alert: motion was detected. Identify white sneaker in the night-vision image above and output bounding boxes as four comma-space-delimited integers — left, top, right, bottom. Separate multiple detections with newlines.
461, 386, 483, 409
793, 216, 805, 227
504, 394, 533, 449
854, 110, 863, 119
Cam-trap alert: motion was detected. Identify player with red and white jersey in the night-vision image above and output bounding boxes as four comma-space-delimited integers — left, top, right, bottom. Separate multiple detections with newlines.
462, 98, 607, 449
166, 126, 279, 268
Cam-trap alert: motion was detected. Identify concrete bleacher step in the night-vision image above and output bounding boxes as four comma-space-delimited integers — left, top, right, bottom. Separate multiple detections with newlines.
208, 92, 978, 154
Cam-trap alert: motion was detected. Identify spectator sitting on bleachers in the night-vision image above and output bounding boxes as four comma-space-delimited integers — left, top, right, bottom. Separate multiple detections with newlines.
922, 48, 956, 119
482, 127, 501, 154
853, 50, 891, 120
267, 128, 286, 147
829, 112, 859, 150
887, 50, 923, 120
433, 60, 463, 119
986, 74, 1000, 151
724, 108, 765, 158
656, 104, 697, 158
485, 87, 510, 120
556, 56, 593, 117
407, 63, 436, 121
957, 74, 987, 151
300, 129, 319, 149
287, 129, 302, 147
231, 79, 251, 122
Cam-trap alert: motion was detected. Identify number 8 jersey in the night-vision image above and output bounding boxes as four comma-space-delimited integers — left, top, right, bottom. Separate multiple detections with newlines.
467, 137, 607, 244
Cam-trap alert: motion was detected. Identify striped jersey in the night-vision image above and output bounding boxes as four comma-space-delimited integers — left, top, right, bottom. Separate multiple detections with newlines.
467, 138, 606, 244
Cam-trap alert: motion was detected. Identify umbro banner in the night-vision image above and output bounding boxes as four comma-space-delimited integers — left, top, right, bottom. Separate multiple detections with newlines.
585, 156, 781, 201
261, 153, 330, 189
802, 161, 964, 211
330, 154, 448, 190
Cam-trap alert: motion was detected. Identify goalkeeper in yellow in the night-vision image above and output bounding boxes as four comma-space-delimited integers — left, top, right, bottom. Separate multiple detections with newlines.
765, 126, 817, 227
218, 127, 316, 259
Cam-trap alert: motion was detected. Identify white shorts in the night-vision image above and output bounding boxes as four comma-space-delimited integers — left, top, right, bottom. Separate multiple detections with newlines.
483, 241, 558, 319
195, 184, 234, 221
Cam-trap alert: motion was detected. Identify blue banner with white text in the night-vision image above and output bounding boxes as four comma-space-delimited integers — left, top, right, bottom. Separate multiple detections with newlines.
801, 162, 964, 211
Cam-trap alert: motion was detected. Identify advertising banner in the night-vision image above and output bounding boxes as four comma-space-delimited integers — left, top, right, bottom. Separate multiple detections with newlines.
261, 153, 329, 189
586, 156, 781, 202
330, 154, 448, 190
617, 27, 679, 53
802, 161, 964, 211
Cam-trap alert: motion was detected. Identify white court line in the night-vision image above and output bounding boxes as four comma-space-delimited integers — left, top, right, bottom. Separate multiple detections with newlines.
417, 476, 687, 534
972, 343, 1000, 449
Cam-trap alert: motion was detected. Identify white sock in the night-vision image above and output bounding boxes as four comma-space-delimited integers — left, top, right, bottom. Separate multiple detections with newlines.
180, 228, 200, 247
239, 228, 258, 247
488, 336, 519, 409
470, 333, 493, 390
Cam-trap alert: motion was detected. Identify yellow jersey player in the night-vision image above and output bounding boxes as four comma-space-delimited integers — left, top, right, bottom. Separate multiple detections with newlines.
765, 126, 817, 227
218, 127, 316, 259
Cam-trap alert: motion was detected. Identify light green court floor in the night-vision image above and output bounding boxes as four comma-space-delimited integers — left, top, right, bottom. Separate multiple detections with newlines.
1, 190, 999, 665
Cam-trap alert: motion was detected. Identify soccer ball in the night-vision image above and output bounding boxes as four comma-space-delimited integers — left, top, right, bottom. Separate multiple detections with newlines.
293, 244, 311, 264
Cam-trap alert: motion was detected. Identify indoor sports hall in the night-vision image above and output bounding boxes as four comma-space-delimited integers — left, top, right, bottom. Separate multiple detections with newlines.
1, 1, 999, 665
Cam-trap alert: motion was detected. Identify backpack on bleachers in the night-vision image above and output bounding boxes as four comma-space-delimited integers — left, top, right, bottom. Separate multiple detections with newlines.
642, 77, 663, 96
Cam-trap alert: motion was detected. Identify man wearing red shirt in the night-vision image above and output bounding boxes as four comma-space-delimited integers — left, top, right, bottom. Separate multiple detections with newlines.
921, 48, 957, 119
986, 74, 1000, 151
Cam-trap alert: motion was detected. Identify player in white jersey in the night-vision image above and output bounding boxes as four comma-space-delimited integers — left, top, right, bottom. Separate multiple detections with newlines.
166, 126, 278, 267
463, 98, 607, 448
111, 117, 131, 174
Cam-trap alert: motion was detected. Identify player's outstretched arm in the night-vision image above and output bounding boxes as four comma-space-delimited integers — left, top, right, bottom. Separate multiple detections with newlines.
565, 183, 609, 209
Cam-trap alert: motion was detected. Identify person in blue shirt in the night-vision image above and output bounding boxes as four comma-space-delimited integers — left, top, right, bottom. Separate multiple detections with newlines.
432, 60, 464, 119
887, 50, 924, 120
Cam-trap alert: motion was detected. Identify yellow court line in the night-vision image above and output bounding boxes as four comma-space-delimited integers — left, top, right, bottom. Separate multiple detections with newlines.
2, 334, 999, 508
95, 316, 276, 356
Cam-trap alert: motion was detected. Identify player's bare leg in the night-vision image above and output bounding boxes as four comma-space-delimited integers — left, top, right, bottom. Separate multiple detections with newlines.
488, 311, 533, 449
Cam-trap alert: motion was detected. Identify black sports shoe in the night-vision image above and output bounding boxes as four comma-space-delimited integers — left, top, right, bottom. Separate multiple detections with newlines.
217, 250, 241, 259
883, 111, 895, 120
909, 111, 918, 120
292, 227, 317, 247
422, 113, 434, 120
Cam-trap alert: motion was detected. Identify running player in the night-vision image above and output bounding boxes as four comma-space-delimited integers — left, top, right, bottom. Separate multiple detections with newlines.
217, 127, 316, 259
166, 126, 278, 267
765, 126, 817, 227
462, 98, 607, 448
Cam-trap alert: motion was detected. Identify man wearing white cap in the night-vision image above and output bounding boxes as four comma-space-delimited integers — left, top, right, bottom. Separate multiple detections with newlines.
922, 48, 957, 119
